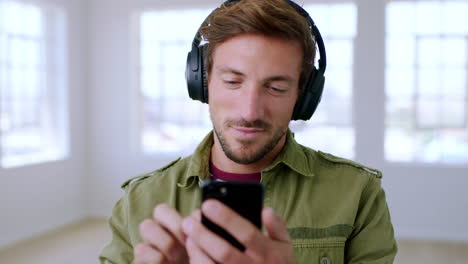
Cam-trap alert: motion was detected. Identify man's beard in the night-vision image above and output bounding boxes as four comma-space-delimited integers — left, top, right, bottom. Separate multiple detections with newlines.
211, 116, 287, 165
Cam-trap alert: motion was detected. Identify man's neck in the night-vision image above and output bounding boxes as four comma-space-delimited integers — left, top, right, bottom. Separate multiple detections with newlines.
210, 135, 286, 174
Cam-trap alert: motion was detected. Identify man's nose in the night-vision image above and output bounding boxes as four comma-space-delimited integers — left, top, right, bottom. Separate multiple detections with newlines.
240, 84, 265, 122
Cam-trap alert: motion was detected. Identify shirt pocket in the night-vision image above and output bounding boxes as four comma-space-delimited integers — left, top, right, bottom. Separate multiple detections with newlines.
293, 238, 346, 264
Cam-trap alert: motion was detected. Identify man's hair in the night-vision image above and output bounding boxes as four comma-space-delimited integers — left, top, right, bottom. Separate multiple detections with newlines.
199, 0, 316, 90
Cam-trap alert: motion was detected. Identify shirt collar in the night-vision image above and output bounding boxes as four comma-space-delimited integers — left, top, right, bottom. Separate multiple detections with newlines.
179, 131, 213, 188
263, 129, 316, 177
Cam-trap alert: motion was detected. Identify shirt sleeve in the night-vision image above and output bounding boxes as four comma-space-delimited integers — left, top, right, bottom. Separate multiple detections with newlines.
346, 175, 398, 264
99, 194, 135, 264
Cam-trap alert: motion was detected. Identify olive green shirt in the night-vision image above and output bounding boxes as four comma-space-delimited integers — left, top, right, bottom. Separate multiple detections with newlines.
99, 130, 397, 263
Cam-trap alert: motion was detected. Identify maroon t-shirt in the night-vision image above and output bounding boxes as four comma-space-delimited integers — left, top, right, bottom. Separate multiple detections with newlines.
210, 162, 261, 182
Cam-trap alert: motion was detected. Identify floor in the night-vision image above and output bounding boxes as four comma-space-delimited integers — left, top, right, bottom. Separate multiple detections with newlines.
0, 219, 467, 264
0, 219, 110, 264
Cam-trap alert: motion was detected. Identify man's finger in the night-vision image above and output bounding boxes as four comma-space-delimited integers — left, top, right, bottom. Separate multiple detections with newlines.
201, 199, 267, 253
183, 216, 251, 263
139, 219, 185, 261
185, 238, 215, 264
153, 204, 186, 244
191, 209, 202, 222
262, 207, 291, 242
134, 243, 168, 264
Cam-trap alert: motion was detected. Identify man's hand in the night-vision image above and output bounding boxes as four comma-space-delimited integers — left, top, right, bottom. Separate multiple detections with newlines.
134, 204, 188, 264
182, 200, 295, 264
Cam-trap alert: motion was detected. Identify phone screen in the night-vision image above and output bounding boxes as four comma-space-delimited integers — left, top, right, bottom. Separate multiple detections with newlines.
201, 180, 263, 251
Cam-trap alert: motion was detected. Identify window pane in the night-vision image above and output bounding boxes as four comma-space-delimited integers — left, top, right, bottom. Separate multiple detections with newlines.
386, 68, 415, 98
418, 68, 440, 97
442, 68, 465, 98
442, 38, 466, 66
442, 2, 468, 34
441, 98, 464, 127
418, 38, 442, 67
292, 3, 357, 159
415, 2, 442, 34
385, 1, 468, 164
387, 99, 413, 127
162, 70, 187, 98
141, 69, 161, 99
386, 37, 415, 67
327, 39, 353, 68
416, 99, 440, 127
386, 2, 416, 36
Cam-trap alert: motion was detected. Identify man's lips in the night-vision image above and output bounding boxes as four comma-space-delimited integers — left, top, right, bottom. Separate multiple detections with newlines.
232, 126, 265, 133
231, 126, 266, 140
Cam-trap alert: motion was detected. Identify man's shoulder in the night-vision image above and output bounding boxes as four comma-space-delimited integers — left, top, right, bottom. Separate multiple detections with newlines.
295, 144, 382, 180
120, 155, 193, 190
313, 150, 382, 179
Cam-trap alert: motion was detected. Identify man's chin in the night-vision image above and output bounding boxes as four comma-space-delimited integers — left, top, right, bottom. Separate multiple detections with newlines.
225, 150, 263, 165
229, 136, 264, 149
223, 141, 268, 164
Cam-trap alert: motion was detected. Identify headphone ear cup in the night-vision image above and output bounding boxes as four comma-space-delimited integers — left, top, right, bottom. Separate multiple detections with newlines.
186, 44, 208, 103
292, 67, 325, 121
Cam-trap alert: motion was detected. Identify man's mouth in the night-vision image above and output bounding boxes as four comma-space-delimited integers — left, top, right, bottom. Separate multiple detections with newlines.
231, 126, 266, 140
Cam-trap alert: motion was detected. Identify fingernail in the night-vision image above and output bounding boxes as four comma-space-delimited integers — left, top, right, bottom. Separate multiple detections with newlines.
182, 218, 194, 233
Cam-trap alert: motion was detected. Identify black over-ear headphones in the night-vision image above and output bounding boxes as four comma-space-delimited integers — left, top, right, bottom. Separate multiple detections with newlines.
185, 0, 326, 121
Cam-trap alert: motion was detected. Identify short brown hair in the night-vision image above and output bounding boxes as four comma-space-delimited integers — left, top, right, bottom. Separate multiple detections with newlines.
200, 0, 316, 90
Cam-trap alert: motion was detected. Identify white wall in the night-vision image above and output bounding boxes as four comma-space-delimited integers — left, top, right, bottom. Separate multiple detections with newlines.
384, 166, 468, 241
0, 0, 89, 248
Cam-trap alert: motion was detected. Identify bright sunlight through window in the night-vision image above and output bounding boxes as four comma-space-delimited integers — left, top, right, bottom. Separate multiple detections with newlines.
292, 3, 357, 159
385, 1, 468, 164
0, 1, 68, 168
139, 9, 212, 154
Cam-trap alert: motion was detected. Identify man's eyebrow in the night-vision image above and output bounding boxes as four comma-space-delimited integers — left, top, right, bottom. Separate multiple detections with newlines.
265, 75, 294, 84
215, 66, 295, 83
215, 66, 245, 76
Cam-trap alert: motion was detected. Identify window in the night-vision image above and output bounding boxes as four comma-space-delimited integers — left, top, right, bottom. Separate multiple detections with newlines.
0, 1, 68, 168
292, 3, 357, 159
385, 1, 468, 164
138, 9, 212, 154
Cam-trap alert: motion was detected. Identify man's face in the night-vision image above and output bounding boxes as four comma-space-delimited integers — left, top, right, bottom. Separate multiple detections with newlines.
208, 33, 302, 164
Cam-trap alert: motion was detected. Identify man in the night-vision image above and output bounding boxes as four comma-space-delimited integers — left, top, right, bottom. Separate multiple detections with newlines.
100, 0, 397, 263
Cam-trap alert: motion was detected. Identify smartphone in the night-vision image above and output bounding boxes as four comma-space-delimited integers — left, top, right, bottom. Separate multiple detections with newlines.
201, 180, 264, 251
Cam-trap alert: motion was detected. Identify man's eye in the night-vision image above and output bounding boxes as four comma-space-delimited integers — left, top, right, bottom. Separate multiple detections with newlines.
272, 87, 284, 92
224, 80, 239, 85
269, 86, 286, 93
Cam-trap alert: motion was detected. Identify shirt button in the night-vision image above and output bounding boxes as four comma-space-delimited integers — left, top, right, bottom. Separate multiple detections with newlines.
320, 257, 331, 264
